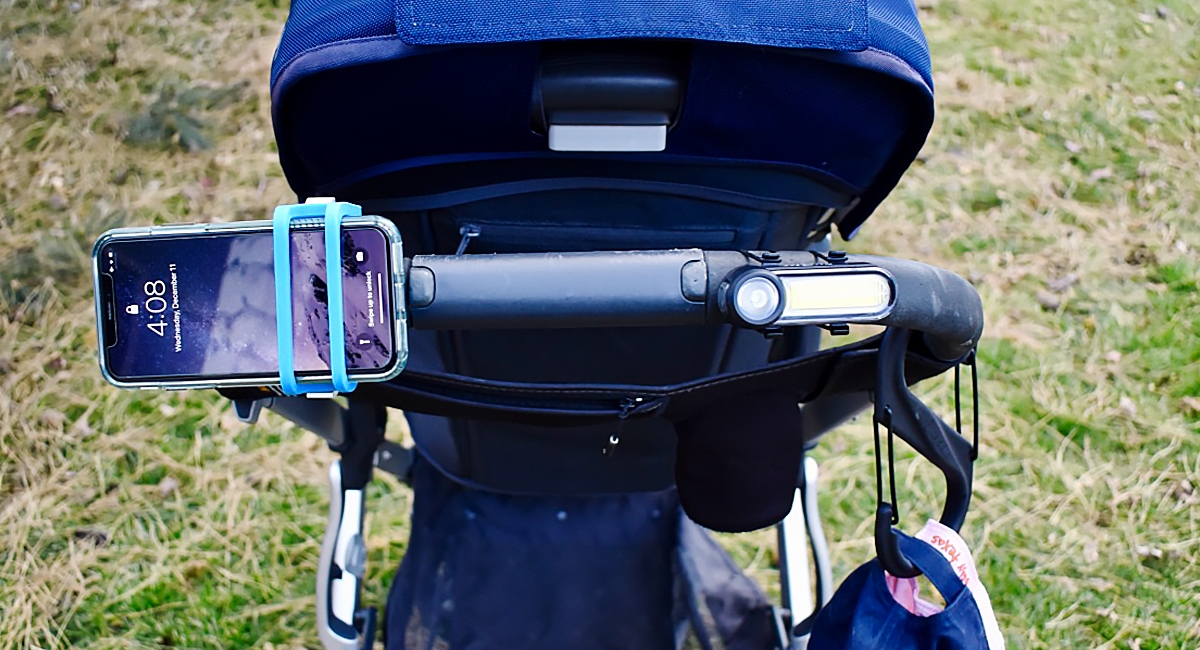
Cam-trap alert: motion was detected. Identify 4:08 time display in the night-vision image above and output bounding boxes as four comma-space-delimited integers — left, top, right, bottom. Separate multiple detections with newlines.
143, 280, 168, 337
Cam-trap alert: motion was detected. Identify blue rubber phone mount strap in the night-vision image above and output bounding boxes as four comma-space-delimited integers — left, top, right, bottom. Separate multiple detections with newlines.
273, 201, 362, 396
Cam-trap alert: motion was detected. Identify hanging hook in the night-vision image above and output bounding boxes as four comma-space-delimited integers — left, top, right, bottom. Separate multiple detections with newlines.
872, 327, 976, 578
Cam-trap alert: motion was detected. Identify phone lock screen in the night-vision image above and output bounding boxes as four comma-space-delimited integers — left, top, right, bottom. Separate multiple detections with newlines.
98, 227, 395, 382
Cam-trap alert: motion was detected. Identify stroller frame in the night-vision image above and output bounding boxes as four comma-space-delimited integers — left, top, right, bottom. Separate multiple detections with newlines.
223, 237, 983, 650
230, 393, 835, 650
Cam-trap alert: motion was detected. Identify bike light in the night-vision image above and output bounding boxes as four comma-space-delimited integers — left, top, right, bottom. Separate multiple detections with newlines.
727, 267, 894, 328
776, 269, 894, 325
727, 270, 785, 327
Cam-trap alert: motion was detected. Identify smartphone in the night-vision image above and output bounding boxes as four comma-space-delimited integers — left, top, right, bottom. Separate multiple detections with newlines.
92, 216, 407, 390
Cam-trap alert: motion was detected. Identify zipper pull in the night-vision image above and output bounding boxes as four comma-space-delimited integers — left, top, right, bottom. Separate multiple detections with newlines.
618, 396, 641, 419
606, 397, 643, 457
455, 224, 480, 256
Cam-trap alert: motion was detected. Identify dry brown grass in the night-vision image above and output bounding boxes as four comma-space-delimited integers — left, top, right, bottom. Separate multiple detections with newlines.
2, 0, 1198, 648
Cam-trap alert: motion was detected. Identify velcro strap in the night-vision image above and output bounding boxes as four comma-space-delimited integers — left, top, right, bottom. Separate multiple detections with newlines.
348, 333, 958, 426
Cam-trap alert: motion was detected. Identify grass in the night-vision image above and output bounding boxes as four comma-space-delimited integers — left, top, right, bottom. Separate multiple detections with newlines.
1, 0, 1198, 648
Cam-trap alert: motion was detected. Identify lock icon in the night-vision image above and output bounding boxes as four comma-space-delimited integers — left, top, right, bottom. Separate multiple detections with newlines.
126, 304, 139, 315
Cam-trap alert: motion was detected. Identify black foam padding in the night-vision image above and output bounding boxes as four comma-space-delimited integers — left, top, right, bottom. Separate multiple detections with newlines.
673, 390, 804, 533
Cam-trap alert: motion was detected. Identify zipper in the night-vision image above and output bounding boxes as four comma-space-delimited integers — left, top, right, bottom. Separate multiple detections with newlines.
607, 396, 645, 457
456, 221, 739, 253
618, 396, 643, 419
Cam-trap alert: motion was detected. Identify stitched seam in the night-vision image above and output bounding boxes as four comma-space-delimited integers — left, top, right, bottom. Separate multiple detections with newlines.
274, 33, 402, 85
407, 19, 861, 35
863, 46, 918, 76
399, 1, 868, 37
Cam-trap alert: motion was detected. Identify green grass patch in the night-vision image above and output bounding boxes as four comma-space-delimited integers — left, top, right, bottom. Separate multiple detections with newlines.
1, 0, 1198, 647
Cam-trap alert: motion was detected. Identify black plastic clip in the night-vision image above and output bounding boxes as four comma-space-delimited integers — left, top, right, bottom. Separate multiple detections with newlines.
810, 249, 851, 266
820, 323, 850, 336
742, 250, 783, 267
232, 397, 270, 424
761, 326, 785, 339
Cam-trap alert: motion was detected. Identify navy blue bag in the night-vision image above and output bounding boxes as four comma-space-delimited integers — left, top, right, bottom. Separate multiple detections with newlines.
806, 533, 989, 650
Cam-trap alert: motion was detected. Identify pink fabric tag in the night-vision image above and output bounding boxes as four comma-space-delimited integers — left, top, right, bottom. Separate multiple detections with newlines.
883, 521, 1006, 649
884, 573, 943, 617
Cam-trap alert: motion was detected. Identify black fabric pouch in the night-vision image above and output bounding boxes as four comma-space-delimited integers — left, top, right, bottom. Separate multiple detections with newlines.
673, 391, 806, 533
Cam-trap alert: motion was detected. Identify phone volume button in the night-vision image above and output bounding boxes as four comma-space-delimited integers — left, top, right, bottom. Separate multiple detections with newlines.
150, 222, 198, 235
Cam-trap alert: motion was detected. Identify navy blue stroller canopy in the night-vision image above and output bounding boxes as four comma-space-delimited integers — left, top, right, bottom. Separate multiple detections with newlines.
270, 0, 934, 239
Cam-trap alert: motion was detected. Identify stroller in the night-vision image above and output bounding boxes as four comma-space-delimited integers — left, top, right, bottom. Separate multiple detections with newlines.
222, 0, 986, 647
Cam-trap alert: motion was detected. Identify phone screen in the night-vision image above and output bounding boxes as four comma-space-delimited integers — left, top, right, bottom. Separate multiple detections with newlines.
97, 226, 395, 382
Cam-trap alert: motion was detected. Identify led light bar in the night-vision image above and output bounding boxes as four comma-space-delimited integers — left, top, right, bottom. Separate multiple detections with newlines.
727, 267, 895, 328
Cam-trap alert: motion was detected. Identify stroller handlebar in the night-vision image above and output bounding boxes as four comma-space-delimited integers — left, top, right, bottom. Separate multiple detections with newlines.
406, 249, 983, 361
854, 255, 984, 361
